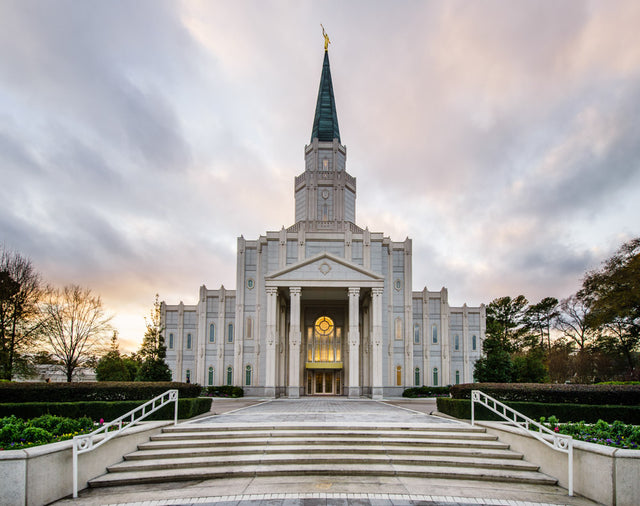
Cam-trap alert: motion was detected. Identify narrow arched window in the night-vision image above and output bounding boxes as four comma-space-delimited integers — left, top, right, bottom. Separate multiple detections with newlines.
208, 366, 214, 386
228, 323, 234, 343
414, 367, 420, 386
454, 334, 459, 351
433, 367, 438, 386
209, 323, 215, 343
432, 324, 438, 344
396, 365, 402, 386
455, 370, 460, 384
226, 366, 233, 386
472, 334, 477, 351
245, 365, 252, 386
413, 323, 420, 344
246, 317, 253, 339
186, 369, 191, 383
186, 333, 192, 349
168, 333, 174, 349
395, 318, 403, 340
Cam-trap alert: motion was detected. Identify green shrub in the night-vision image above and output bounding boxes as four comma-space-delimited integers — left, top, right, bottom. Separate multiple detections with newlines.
539, 417, 640, 449
402, 386, 451, 398
437, 397, 640, 424
0, 382, 201, 403
449, 383, 640, 405
202, 385, 244, 398
0, 397, 212, 421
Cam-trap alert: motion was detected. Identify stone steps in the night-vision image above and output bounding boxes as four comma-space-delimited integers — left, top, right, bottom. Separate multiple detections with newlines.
88, 423, 558, 489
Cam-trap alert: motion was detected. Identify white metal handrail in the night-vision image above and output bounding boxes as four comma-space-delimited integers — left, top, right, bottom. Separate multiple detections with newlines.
72, 389, 178, 498
471, 389, 573, 496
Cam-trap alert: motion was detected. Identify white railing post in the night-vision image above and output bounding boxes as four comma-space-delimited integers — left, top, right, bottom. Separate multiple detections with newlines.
471, 389, 574, 497
174, 391, 179, 425
471, 391, 475, 426
72, 440, 78, 498
72, 389, 178, 498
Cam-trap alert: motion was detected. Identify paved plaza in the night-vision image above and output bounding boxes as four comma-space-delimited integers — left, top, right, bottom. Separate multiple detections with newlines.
54, 398, 597, 506
190, 398, 456, 426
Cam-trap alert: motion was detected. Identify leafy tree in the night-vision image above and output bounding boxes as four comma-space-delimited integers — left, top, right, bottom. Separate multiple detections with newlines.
580, 238, 640, 372
512, 348, 548, 383
526, 297, 559, 351
95, 331, 137, 381
555, 294, 596, 351
135, 295, 171, 382
473, 348, 513, 382
40, 285, 112, 382
0, 247, 43, 380
485, 295, 531, 352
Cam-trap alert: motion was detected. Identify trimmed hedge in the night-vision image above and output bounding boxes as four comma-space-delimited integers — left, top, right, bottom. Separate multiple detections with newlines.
437, 397, 640, 424
202, 385, 244, 398
0, 397, 212, 421
0, 382, 201, 403
450, 383, 640, 405
402, 386, 451, 398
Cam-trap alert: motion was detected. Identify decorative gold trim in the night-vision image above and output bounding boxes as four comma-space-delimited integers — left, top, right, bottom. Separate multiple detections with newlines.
306, 362, 343, 369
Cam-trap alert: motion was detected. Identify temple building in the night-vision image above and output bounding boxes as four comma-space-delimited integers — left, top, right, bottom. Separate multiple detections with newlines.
162, 43, 486, 397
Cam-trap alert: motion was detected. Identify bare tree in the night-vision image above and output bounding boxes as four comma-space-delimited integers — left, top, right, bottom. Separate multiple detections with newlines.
40, 285, 112, 382
0, 247, 43, 380
555, 294, 596, 351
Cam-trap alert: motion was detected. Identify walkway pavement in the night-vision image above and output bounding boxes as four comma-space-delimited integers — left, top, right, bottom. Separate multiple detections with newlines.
54, 398, 598, 506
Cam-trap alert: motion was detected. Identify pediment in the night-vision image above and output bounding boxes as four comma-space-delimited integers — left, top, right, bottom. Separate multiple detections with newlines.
265, 252, 383, 287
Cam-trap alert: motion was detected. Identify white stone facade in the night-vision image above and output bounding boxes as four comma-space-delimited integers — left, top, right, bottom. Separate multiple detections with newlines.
161, 49, 485, 397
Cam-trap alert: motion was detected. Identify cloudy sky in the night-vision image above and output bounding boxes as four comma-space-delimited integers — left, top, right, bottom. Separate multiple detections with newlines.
1, 1, 639, 351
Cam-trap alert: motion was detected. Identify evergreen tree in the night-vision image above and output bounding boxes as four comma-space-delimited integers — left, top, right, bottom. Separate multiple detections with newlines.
95, 331, 136, 381
135, 294, 172, 381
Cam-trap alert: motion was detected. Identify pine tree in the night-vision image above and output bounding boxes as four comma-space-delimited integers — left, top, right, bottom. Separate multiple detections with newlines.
136, 294, 172, 381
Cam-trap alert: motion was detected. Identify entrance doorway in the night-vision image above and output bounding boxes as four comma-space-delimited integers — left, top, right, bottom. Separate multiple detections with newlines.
307, 370, 342, 395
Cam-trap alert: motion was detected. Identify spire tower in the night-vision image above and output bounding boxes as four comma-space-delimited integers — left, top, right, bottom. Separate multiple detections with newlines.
292, 35, 358, 233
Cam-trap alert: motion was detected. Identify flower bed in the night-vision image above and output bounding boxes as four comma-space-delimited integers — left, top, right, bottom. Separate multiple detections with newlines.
540, 416, 640, 450
0, 414, 95, 450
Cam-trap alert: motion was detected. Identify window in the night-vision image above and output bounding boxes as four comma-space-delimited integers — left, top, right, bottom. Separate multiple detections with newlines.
432, 324, 438, 344
323, 159, 328, 170
246, 278, 254, 290
208, 367, 214, 386
227, 323, 234, 343
309, 316, 341, 363
433, 367, 438, 386
186, 369, 191, 383
168, 333, 174, 349
414, 367, 420, 386
472, 334, 477, 351
245, 365, 252, 386
455, 370, 460, 385
186, 333, 192, 350
246, 317, 253, 339
226, 366, 233, 386
454, 334, 459, 351
395, 317, 403, 340
209, 323, 215, 343
413, 323, 420, 344
396, 365, 402, 386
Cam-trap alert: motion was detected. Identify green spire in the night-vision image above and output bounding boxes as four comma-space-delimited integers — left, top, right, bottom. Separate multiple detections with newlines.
311, 50, 341, 143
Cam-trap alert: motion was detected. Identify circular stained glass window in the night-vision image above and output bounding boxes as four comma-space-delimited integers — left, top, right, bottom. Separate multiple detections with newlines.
315, 316, 334, 336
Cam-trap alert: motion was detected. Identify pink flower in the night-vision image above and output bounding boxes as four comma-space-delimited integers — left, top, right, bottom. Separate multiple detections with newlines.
99, 418, 104, 425
554, 427, 559, 432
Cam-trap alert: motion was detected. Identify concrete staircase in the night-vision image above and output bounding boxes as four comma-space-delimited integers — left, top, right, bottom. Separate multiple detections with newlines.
88, 424, 557, 488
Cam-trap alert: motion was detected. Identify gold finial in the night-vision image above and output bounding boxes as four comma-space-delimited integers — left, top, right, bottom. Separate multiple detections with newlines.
321, 24, 330, 51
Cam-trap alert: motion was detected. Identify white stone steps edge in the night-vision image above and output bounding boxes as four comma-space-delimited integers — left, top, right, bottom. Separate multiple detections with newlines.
89, 463, 557, 487
140, 436, 511, 450
164, 424, 485, 433
108, 453, 540, 472
126, 444, 524, 461
151, 430, 499, 441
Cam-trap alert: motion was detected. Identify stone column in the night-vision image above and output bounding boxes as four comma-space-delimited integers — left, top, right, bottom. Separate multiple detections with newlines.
288, 287, 302, 398
348, 287, 361, 398
264, 287, 278, 397
371, 287, 384, 399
